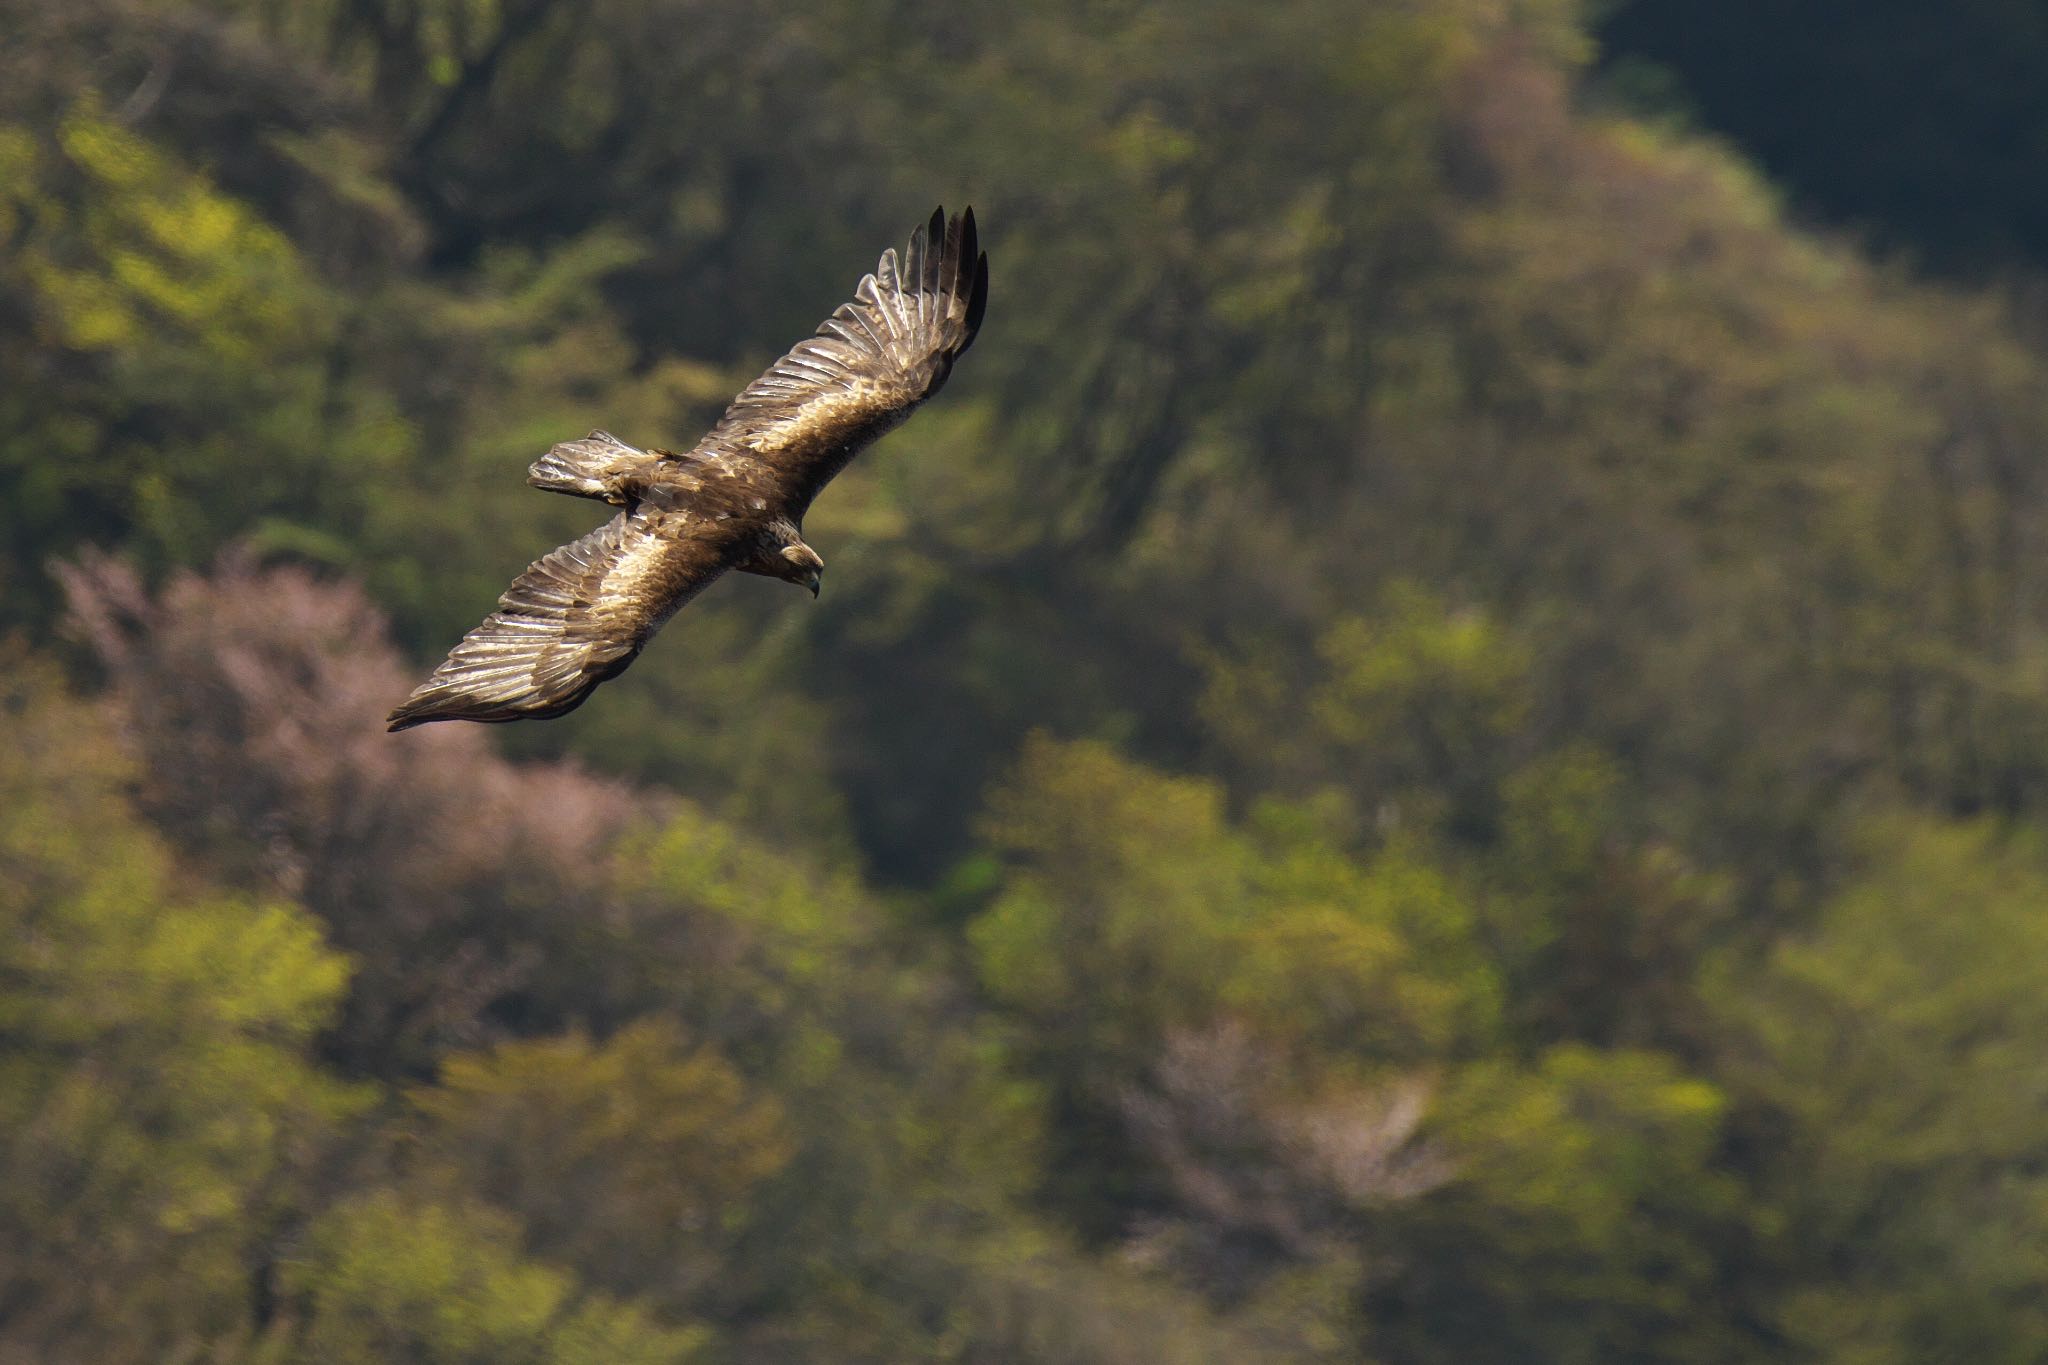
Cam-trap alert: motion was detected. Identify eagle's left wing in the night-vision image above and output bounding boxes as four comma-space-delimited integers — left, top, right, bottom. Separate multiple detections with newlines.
698, 206, 987, 509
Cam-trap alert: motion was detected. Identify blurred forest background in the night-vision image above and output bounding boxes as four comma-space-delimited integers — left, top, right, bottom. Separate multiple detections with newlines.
7, 0, 2048, 1360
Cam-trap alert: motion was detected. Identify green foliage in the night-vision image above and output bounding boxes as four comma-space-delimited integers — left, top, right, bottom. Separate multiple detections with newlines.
0, 659, 361, 1362
408, 1020, 792, 1309
971, 736, 1252, 1053
288, 1193, 706, 1365
972, 735, 1499, 1072
1372, 1045, 1748, 1364
1202, 586, 1538, 839
1714, 818, 2048, 1361
0, 99, 353, 624
6, 0, 2048, 1359
1229, 818, 1499, 1060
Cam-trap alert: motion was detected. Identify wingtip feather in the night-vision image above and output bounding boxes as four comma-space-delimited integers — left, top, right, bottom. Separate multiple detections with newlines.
954, 208, 978, 301
964, 250, 989, 341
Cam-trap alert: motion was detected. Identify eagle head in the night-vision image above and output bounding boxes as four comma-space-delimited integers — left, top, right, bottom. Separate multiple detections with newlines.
780, 541, 825, 598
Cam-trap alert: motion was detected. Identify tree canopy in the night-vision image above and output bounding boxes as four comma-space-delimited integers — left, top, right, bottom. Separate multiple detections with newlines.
6, 0, 2048, 1359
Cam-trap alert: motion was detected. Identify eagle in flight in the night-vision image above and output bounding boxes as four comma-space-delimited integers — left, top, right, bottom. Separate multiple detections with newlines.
388, 207, 987, 732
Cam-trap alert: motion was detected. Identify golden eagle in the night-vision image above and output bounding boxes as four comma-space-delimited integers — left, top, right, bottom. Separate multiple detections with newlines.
388, 208, 987, 732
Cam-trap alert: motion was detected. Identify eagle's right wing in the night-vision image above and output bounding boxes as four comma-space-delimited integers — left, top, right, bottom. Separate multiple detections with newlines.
387, 508, 726, 730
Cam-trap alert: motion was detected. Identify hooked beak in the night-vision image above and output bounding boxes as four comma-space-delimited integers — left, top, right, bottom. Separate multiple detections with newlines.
806, 571, 822, 598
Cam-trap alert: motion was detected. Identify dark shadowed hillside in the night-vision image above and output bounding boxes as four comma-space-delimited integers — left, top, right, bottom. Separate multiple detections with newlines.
1599, 0, 2048, 274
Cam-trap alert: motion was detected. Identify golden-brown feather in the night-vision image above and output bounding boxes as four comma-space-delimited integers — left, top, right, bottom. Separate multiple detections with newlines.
388, 209, 986, 730
386, 508, 726, 730
697, 207, 988, 510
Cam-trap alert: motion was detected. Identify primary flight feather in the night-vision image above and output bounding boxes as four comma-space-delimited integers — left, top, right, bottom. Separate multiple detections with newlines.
388, 207, 987, 732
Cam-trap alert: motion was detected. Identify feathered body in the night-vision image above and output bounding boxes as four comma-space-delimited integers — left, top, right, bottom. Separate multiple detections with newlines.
388, 208, 987, 731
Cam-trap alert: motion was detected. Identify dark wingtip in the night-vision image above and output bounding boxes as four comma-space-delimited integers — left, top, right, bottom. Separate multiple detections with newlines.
953, 208, 978, 299
386, 694, 453, 731
963, 249, 989, 341
924, 206, 946, 291
903, 208, 935, 298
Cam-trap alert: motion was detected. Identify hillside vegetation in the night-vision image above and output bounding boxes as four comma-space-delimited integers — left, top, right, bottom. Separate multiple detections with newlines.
7, 1, 2048, 1360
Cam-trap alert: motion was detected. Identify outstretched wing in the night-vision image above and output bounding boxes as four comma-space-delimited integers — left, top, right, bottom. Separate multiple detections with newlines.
699, 206, 988, 509
387, 510, 728, 730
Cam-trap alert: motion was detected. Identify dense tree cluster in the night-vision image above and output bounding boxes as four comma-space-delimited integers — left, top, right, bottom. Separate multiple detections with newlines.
6, 0, 2048, 1360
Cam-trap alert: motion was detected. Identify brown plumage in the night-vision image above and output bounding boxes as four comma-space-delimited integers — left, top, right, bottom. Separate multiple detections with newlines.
387, 207, 987, 732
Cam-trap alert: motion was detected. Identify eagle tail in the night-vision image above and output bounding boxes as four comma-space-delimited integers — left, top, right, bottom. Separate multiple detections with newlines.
527, 430, 655, 504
